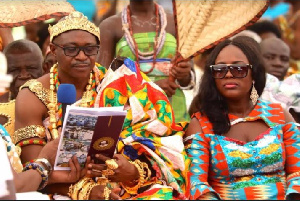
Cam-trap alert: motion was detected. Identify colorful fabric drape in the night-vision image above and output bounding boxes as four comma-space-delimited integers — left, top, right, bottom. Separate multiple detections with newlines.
186, 99, 300, 200
95, 58, 190, 199
116, 32, 190, 122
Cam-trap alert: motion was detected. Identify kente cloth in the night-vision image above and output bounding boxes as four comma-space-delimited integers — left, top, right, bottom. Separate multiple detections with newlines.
186, 99, 300, 200
0, 124, 22, 173
116, 32, 190, 123
95, 58, 190, 199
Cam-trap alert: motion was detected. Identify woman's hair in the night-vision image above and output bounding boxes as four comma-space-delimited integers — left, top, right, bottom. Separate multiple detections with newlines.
192, 36, 266, 135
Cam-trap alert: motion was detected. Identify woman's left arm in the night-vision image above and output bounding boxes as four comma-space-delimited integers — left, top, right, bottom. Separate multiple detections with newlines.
283, 110, 300, 199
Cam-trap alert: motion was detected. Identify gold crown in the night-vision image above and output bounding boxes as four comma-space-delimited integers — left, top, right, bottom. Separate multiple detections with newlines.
48, 11, 100, 42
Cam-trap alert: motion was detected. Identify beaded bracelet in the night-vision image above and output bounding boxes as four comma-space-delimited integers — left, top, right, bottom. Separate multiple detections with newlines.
16, 139, 47, 147
22, 159, 37, 168
36, 158, 52, 173
23, 162, 49, 190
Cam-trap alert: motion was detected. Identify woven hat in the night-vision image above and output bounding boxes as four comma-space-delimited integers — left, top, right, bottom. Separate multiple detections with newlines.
0, 0, 74, 28
173, 0, 269, 62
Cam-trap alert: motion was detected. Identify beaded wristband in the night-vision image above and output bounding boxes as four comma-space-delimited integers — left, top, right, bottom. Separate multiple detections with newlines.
22, 159, 37, 168
36, 158, 53, 173
16, 139, 47, 147
23, 162, 49, 190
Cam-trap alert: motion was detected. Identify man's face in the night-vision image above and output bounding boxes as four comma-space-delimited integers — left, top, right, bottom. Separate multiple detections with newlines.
50, 30, 99, 80
261, 39, 290, 81
6, 52, 43, 97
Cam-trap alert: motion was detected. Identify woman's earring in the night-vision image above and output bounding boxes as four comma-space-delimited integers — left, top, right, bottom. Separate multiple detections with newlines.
250, 81, 258, 105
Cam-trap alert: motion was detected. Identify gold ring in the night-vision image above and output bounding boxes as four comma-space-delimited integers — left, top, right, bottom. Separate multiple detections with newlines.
92, 169, 102, 173
104, 186, 111, 200
105, 159, 118, 170
102, 168, 115, 176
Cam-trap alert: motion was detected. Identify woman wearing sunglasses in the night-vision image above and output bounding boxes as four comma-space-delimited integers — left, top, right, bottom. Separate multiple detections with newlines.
185, 36, 300, 200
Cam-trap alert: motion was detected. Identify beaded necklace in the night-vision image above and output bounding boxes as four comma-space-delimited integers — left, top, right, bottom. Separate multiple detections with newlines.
48, 64, 97, 139
122, 3, 167, 74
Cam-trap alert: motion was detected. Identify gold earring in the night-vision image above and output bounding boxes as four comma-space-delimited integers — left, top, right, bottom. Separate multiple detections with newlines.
250, 81, 258, 105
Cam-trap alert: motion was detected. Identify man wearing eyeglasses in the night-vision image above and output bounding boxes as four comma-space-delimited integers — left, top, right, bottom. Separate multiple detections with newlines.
13, 11, 121, 199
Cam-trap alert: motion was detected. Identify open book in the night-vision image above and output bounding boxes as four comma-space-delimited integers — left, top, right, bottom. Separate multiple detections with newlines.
54, 106, 126, 170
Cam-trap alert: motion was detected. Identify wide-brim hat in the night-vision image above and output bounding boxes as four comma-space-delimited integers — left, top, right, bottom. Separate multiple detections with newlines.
0, 0, 74, 28
173, 0, 269, 62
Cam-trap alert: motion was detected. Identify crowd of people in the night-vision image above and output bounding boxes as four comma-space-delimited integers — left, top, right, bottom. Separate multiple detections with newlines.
0, 0, 300, 200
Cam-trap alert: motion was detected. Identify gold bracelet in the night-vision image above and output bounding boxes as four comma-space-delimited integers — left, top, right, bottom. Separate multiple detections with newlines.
103, 186, 111, 200
78, 181, 96, 200
120, 159, 150, 195
69, 177, 92, 200
13, 125, 46, 144
83, 183, 99, 200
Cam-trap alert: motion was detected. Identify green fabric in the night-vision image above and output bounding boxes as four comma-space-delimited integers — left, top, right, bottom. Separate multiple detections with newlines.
116, 32, 190, 122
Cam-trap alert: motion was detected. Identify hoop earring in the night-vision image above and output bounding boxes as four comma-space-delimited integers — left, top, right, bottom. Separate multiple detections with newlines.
250, 81, 258, 105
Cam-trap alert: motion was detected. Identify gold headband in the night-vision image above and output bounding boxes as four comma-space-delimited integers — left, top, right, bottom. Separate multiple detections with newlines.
48, 11, 100, 42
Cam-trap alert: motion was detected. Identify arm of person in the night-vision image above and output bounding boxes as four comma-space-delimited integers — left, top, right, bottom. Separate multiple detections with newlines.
170, 59, 195, 89
284, 108, 296, 123
13, 169, 41, 193
283, 109, 300, 200
0, 28, 13, 50
185, 118, 220, 200
289, 17, 300, 60
15, 88, 47, 164
97, 16, 118, 68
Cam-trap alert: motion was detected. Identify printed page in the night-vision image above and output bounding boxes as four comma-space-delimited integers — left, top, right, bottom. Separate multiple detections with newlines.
54, 106, 126, 170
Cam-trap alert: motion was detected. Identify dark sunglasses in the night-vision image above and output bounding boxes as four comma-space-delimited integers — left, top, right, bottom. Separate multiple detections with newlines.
52, 43, 100, 57
210, 64, 252, 79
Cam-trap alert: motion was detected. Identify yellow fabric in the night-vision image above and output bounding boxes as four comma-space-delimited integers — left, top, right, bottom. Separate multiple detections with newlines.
0, 100, 15, 138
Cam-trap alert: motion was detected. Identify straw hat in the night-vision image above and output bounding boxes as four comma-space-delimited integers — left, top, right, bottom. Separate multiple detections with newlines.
173, 0, 269, 61
0, 0, 74, 28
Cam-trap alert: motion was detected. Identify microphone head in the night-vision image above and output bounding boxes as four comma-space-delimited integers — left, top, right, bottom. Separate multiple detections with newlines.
57, 84, 76, 104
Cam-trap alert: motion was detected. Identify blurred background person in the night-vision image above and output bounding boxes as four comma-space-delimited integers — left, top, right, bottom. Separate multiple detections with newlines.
0, 39, 43, 137
246, 19, 282, 40
260, 37, 290, 80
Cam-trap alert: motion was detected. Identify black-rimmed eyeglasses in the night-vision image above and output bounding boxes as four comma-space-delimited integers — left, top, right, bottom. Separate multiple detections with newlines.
52, 43, 100, 57
210, 64, 252, 79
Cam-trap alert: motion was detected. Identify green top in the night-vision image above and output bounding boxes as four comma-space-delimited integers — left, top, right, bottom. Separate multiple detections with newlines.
116, 32, 190, 122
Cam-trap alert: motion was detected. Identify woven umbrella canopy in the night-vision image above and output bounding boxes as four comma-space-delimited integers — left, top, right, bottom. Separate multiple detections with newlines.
0, 0, 74, 28
170, 0, 269, 80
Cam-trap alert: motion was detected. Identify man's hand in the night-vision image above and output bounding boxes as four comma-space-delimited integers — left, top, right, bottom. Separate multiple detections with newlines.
86, 154, 139, 183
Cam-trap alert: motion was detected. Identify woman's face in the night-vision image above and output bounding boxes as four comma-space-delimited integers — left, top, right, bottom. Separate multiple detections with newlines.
214, 45, 253, 101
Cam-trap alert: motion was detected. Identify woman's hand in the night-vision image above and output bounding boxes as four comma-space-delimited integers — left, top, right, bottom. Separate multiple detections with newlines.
89, 185, 121, 200
170, 59, 193, 86
48, 156, 90, 185
86, 154, 139, 183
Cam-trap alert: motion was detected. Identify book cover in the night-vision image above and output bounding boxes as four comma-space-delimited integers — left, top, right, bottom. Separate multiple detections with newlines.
54, 106, 126, 170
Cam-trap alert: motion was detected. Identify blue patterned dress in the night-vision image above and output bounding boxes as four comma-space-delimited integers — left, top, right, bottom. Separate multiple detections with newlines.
186, 100, 300, 200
